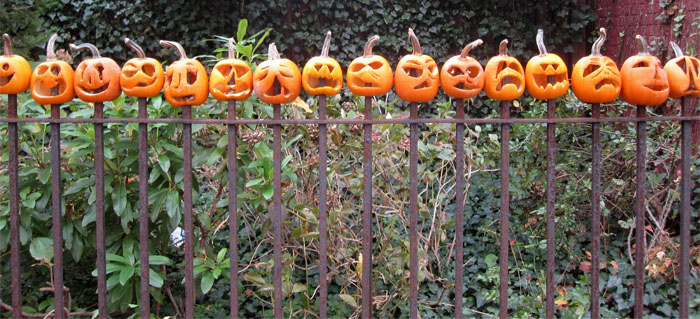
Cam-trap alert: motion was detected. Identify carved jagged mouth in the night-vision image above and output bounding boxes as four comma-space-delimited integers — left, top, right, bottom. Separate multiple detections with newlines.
307, 76, 340, 89
0, 74, 14, 86
34, 82, 67, 96
533, 73, 567, 89
173, 95, 196, 102
215, 83, 249, 96
496, 75, 522, 91
643, 83, 668, 91
80, 84, 109, 94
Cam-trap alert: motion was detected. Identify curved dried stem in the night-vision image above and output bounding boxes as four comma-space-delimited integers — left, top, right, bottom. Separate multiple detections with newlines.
160, 40, 188, 60
227, 37, 236, 59
321, 31, 332, 57
69, 42, 101, 58
46, 34, 58, 61
363, 35, 380, 57
267, 43, 280, 60
591, 28, 607, 56
408, 28, 422, 55
498, 39, 509, 57
459, 39, 483, 59
3, 34, 13, 56
670, 41, 684, 58
635, 35, 650, 55
536, 29, 548, 56
124, 38, 146, 59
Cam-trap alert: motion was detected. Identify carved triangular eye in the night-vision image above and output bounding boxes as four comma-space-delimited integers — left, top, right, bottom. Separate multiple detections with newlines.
583, 64, 601, 77
186, 69, 197, 84
233, 65, 250, 78
448, 67, 464, 76
314, 64, 323, 71
37, 65, 49, 75
633, 61, 649, 68
369, 62, 384, 69
278, 67, 294, 78
467, 66, 481, 77
327, 65, 334, 73
350, 63, 365, 72
141, 64, 155, 76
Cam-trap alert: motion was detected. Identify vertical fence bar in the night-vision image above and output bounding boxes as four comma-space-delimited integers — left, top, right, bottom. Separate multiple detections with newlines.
318, 91, 329, 319
94, 102, 107, 319
545, 99, 556, 319
183, 105, 195, 319
8, 94, 22, 319
454, 99, 465, 319
51, 103, 65, 319
634, 104, 647, 319
590, 103, 601, 319
409, 101, 419, 319
679, 96, 691, 319
138, 97, 150, 318
273, 102, 283, 318
227, 100, 239, 318
362, 96, 373, 319
499, 100, 510, 319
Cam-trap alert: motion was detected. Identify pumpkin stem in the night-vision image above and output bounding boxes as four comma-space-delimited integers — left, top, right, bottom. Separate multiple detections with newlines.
498, 39, 509, 56
46, 34, 58, 61
459, 39, 483, 59
124, 38, 146, 59
363, 35, 380, 57
536, 29, 548, 56
267, 43, 281, 60
408, 28, 422, 55
591, 28, 606, 56
2, 34, 12, 56
70, 42, 101, 58
321, 31, 332, 57
160, 40, 188, 60
227, 37, 236, 59
635, 35, 650, 55
670, 41, 684, 58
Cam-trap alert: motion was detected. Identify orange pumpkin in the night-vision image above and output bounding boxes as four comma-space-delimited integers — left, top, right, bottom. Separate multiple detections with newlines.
347, 35, 393, 97
395, 28, 439, 102
209, 37, 253, 101
484, 39, 525, 100
664, 41, 700, 99
620, 35, 669, 106
120, 38, 164, 98
253, 43, 301, 104
160, 40, 209, 107
30, 34, 75, 105
0, 34, 31, 94
571, 28, 621, 103
302, 31, 343, 96
440, 39, 484, 99
70, 42, 121, 103
525, 29, 569, 100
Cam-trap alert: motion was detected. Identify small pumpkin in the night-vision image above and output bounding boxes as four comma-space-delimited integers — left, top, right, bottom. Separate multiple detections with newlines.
302, 31, 343, 96
440, 39, 484, 99
160, 40, 209, 107
664, 41, 700, 99
30, 34, 75, 105
120, 38, 164, 98
571, 28, 621, 103
525, 29, 569, 100
0, 34, 31, 94
620, 35, 669, 106
347, 35, 393, 97
395, 28, 439, 102
253, 43, 301, 104
484, 39, 525, 100
70, 42, 121, 102
209, 37, 253, 101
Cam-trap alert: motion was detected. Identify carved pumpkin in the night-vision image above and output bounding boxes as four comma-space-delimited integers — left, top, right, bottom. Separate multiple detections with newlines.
525, 29, 569, 100
30, 34, 75, 105
0, 34, 31, 94
347, 35, 393, 97
302, 31, 343, 96
571, 28, 621, 103
253, 43, 301, 104
664, 41, 700, 99
160, 40, 209, 107
395, 28, 439, 102
209, 37, 252, 101
120, 38, 164, 98
484, 39, 525, 100
440, 39, 484, 99
620, 35, 669, 106
70, 42, 121, 103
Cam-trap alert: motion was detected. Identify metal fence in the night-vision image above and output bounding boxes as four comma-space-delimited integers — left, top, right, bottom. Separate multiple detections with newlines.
2, 86, 699, 318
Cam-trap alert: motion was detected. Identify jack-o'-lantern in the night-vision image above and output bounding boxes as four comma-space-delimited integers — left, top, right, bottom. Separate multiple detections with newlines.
0, 34, 31, 94
30, 34, 75, 105
664, 41, 700, 99
160, 40, 209, 107
440, 39, 484, 99
347, 35, 393, 96
620, 35, 669, 106
525, 29, 569, 100
253, 43, 301, 104
209, 37, 252, 101
484, 39, 525, 100
395, 28, 439, 102
571, 28, 621, 103
120, 38, 164, 98
302, 31, 343, 96
70, 42, 121, 102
